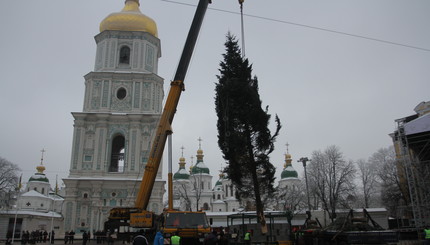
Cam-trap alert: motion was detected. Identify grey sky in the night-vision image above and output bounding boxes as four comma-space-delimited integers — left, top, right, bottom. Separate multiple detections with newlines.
0, 0, 429, 188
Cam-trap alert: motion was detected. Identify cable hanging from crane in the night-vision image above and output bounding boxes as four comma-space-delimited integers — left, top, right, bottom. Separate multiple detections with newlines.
239, 0, 246, 57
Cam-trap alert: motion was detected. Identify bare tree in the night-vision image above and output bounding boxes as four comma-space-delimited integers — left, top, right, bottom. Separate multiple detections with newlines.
276, 181, 306, 212
307, 145, 356, 222
357, 158, 379, 208
190, 172, 204, 211
369, 146, 407, 217
175, 181, 192, 211
0, 157, 20, 193
276, 181, 306, 240
0, 157, 21, 210
174, 174, 205, 211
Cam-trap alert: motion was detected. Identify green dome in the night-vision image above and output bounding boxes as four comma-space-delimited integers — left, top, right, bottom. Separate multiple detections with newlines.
191, 161, 210, 174
215, 179, 222, 186
191, 147, 210, 174
29, 173, 50, 183
173, 170, 190, 180
281, 166, 298, 179
174, 157, 190, 180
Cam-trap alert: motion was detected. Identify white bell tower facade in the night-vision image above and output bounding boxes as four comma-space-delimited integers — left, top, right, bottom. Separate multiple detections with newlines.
63, 0, 165, 233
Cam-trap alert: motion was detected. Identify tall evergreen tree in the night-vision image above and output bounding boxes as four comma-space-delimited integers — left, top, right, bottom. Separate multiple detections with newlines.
215, 33, 281, 233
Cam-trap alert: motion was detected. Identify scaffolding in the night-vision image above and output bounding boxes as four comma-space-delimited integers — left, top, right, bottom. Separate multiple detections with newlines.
394, 114, 430, 228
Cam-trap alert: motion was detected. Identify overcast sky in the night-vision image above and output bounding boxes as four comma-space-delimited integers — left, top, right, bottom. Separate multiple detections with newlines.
1, 0, 429, 188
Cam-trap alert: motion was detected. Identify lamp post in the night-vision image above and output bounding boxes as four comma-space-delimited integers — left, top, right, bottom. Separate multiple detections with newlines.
298, 157, 311, 219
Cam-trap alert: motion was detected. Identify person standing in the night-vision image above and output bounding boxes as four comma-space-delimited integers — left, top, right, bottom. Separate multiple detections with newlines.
69, 230, 75, 244
218, 232, 229, 245
50, 230, 55, 244
153, 231, 164, 245
204, 231, 218, 245
83, 231, 89, 245
170, 232, 181, 245
424, 227, 430, 245
64, 231, 69, 244
244, 230, 251, 245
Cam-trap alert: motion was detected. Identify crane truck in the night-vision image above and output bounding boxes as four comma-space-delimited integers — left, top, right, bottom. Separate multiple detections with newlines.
104, 0, 212, 244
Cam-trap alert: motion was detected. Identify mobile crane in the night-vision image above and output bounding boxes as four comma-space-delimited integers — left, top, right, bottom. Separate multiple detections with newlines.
104, 0, 212, 243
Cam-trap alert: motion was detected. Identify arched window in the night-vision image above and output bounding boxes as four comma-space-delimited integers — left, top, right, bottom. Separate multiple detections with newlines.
42, 188, 45, 194
109, 135, 125, 172
203, 203, 209, 210
119, 46, 130, 64
83, 193, 88, 199
217, 194, 221, 200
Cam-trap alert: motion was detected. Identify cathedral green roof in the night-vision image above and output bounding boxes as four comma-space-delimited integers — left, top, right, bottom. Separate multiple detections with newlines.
191, 161, 210, 174
29, 173, 50, 183
281, 166, 298, 179
173, 168, 190, 180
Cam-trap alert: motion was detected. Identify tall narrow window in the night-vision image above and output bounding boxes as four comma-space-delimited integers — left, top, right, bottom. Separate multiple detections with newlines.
203, 203, 209, 210
109, 135, 125, 172
119, 46, 130, 64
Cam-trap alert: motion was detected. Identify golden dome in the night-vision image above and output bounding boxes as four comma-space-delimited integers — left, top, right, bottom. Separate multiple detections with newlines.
36, 164, 45, 173
284, 153, 292, 168
100, 0, 158, 37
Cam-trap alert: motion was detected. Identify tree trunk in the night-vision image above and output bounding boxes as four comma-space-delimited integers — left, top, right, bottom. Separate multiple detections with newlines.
252, 168, 267, 234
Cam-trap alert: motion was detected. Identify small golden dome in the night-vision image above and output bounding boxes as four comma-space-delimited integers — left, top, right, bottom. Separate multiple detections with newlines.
36, 164, 45, 173
100, 0, 158, 37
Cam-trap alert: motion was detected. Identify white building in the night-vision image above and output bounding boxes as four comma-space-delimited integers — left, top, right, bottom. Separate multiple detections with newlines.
62, 0, 165, 235
0, 162, 64, 240
278, 152, 300, 190
172, 144, 242, 213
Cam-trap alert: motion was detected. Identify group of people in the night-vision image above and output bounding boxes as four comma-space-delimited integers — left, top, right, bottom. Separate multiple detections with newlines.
130, 230, 230, 245
64, 230, 114, 244
63, 230, 76, 244
5, 230, 55, 245
203, 230, 229, 245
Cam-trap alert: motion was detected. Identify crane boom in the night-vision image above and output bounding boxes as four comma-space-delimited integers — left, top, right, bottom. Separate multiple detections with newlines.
135, 0, 211, 210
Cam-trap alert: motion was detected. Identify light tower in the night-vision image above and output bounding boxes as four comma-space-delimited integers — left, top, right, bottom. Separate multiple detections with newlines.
298, 157, 311, 219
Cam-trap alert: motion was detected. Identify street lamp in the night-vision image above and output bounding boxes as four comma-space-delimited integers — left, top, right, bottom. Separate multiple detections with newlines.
298, 157, 311, 219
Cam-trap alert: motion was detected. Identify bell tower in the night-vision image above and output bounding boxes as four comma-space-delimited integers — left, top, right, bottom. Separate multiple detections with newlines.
63, 0, 165, 233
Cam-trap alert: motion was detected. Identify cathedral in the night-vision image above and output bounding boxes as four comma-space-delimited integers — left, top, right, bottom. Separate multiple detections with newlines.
172, 143, 300, 214
0, 155, 64, 241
